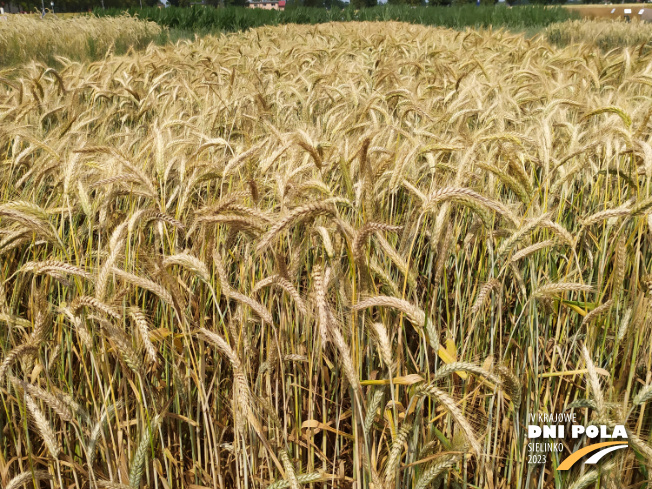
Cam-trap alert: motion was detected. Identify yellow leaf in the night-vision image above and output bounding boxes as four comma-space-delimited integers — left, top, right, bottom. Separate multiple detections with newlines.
565, 303, 588, 316
539, 368, 610, 379
150, 327, 172, 341
446, 339, 457, 360
360, 374, 424, 386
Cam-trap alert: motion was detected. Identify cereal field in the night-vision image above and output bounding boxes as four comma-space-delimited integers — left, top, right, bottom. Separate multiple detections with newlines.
0, 14, 163, 66
1, 20, 652, 489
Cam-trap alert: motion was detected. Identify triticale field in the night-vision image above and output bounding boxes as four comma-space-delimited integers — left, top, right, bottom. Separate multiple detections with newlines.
1, 20, 652, 489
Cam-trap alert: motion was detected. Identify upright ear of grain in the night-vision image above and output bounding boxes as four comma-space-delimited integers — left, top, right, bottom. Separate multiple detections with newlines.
384, 422, 413, 486
582, 345, 604, 416
25, 394, 60, 459
129, 307, 158, 366
129, 415, 162, 488
370, 322, 393, 369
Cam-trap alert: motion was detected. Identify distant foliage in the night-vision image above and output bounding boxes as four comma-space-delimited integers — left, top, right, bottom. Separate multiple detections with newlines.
9, 0, 157, 14
93, 4, 577, 31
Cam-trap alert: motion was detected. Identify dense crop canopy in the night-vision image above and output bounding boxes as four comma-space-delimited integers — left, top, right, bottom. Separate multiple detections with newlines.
1, 21, 652, 489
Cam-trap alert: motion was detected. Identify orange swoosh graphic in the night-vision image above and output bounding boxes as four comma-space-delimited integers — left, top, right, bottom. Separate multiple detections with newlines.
557, 441, 628, 471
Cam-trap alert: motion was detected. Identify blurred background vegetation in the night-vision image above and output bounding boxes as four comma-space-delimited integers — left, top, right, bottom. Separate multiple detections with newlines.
86, 4, 577, 32
2, 0, 588, 15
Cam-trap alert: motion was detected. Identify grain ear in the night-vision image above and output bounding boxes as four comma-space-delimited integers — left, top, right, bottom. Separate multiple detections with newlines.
25, 393, 61, 459
6, 471, 53, 489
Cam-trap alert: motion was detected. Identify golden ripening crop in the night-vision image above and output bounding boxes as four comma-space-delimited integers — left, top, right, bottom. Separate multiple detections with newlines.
1, 20, 652, 489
